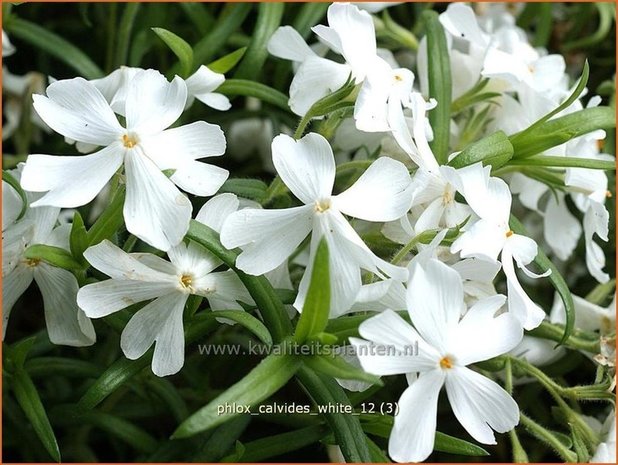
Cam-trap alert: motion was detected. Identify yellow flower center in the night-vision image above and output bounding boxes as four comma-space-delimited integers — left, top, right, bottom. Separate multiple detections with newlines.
122, 133, 138, 148
439, 356, 454, 370
394, 73, 403, 82
24, 258, 40, 267
506, 230, 514, 238
179, 273, 194, 292
314, 199, 331, 213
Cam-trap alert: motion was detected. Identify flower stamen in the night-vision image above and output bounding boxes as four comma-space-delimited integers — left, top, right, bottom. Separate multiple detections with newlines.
506, 230, 514, 238
24, 258, 40, 267
179, 273, 194, 292
122, 134, 138, 148
439, 356, 454, 370
314, 199, 331, 213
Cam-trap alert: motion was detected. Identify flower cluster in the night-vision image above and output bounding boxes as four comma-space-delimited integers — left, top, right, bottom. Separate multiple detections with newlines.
2, 2, 615, 463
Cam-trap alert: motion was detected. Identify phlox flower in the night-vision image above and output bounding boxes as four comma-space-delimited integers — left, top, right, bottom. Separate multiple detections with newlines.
220, 132, 413, 317
3, 171, 96, 346
77, 195, 254, 376
352, 258, 522, 462
20, 69, 228, 251
444, 162, 551, 330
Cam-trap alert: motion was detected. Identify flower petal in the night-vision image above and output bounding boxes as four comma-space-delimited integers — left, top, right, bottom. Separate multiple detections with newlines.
2, 180, 23, 229
353, 310, 441, 375
171, 160, 229, 197
445, 366, 519, 444
267, 26, 316, 62
185, 65, 224, 95
334, 157, 412, 222
33, 77, 123, 145
197, 270, 254, 307
195, 92, 231, 111
124, 150, 193, 251
21, 144, 124, 208
289, 56, 351, 116
407, 258, 465, 352
120, 292, 188, 377
195, 193, 240, 233
451, 218, 506, 263
439, 3, 488, 47
220, 205, 313, 275
544, 193, 581, 261
389, 369, 445, 463
141, 121, 227, 170
34, 263, 96, 347
272, 133, 336, 205
125, 70, 187, 135
2, 264, 33, 340
77, 279, 174, 318
451, 295, 523, 365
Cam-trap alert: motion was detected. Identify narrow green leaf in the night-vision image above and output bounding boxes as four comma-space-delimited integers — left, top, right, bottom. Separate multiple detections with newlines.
297, 367, 371, 462
114, 3, 140, 68
11, 369, 61, 462
24, 244, 84, 272
25, 357, 103, 379
366, 435, 391, 462
180, 2, 214, 36
448, 130, 514, 169
78, 354, 150, 410
563, 3, 614, 51
217, 79, 290, 111
305, 354, 382, 386
207, 47, 247, 74
69, 211, 89, 263
219, 178, 268, 202
5, 17, 103, 79
173, 352, 301, 438
206, 310, 273, 346
234, 3, 284, 80
222, 424, 328, 462
511, 106, 616, 158
511, 61, 589, 145
295, 239, 330, 343
292, 3, 329, 38
3, 170, 28, 221
193, 3, 252, 65
422, 10, 452, 164
509, 215, 573, 343
532, 3, 552, 47
146, 377, 190, 423
193, 416, 251, 462
86, 184, 126, 246
508, 155, 616, 170
152, 27, 194, 77
435, 432, 490, 456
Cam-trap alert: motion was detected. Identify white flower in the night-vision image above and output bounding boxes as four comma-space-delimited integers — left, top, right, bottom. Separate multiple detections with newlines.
20, 69, 228, 251
353, 2, 402, 13
220, 132, 413, 317
269, 3, 379, 116
590, 410, 616, 463
77, 236, 253, 377
184, 65, 231, 111
3, 170, 96, 346
550, 292, 616, 334
352, 258, 522, 462
444, 162, 550, 330
3, 30, 15, 57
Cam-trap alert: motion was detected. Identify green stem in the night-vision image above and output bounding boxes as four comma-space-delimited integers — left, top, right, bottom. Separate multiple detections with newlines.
114, 3, 140, 68
391, 234, 422, 265
520, 413, 577, 462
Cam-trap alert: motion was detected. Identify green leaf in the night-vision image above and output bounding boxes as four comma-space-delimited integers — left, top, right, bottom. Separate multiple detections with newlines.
295, 239, 330, 343
509, 215, 573, 344
221, 424, 328, 462
186, 220, 293, 342
511, 106, 616, 158
219, 178, 268, 202
448, 130, 514, 169
78, 354, 150, 410
207, 47, 247, 74
114, 3, 140, 67
234, 3, 284, 80
563, 3, 615, 51
422, 10, 452, 164
11, 369, 61, 462
173, 352, 301, 438
296, 367, 371, 462
86, 184, 126, 246
206, 310, 273, 346
152, 27, 194, 77
25, 357, 103, 379
193, 416, 251, 462
435, 432, 490, 456
217, 79, 290, 112
2, 170, 28, 221
24, 244, 84, 272
5, 17, 103, 79
305, 353, 382, 386
69, 211, 89, 263
508, 155, 616, 170
193, 3, 252, 65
